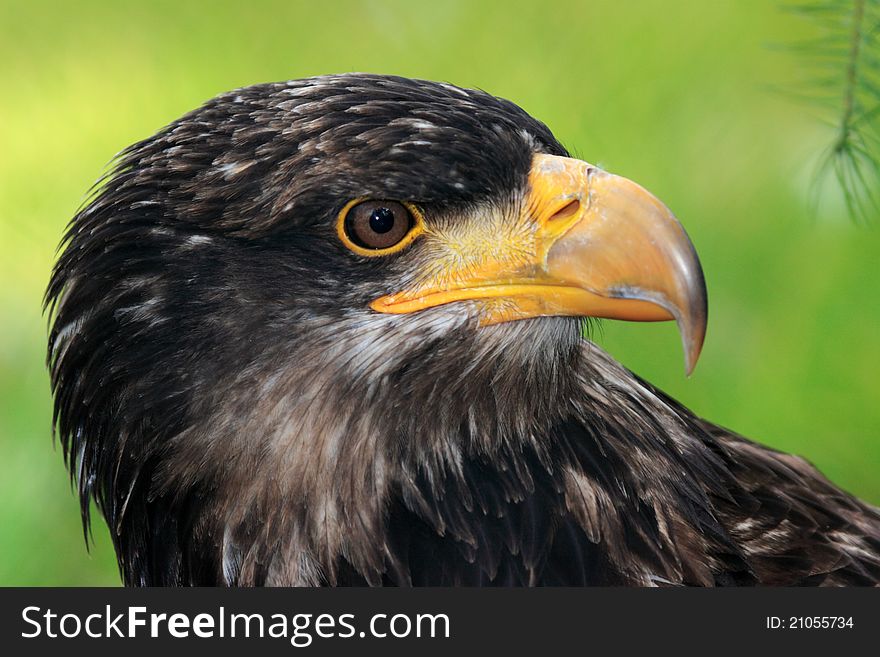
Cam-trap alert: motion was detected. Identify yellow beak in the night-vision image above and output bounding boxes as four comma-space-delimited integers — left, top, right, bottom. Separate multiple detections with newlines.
371, 154, 708, 374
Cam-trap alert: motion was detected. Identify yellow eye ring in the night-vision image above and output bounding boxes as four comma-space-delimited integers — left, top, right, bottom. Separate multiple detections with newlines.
336, 198, 425, 257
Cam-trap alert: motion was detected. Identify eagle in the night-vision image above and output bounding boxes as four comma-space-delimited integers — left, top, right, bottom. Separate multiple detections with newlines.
46, 73, 880, 586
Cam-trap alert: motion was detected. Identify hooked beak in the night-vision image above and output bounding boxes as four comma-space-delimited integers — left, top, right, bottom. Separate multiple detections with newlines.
371, 154, 708, 374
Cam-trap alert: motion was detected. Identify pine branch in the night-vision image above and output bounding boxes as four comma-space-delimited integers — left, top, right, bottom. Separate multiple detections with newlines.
788, 0, 880, 224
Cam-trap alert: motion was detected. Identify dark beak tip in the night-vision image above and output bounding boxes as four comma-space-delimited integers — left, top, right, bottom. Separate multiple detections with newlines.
681, 297, 708, 377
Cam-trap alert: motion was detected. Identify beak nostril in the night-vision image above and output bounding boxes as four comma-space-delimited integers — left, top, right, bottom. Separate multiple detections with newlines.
547, 199, 580, 223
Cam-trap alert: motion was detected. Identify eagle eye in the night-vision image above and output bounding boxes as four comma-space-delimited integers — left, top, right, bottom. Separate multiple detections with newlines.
337, 199, 424, 256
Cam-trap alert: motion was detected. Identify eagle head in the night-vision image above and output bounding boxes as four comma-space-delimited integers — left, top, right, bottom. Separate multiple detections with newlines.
47, 74, 707, 585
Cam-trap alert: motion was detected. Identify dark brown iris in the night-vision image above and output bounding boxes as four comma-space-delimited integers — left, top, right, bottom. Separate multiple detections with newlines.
344, 200, 413, 250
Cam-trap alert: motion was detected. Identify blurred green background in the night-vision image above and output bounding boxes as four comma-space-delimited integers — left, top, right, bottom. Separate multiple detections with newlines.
1, 0, 878, 586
